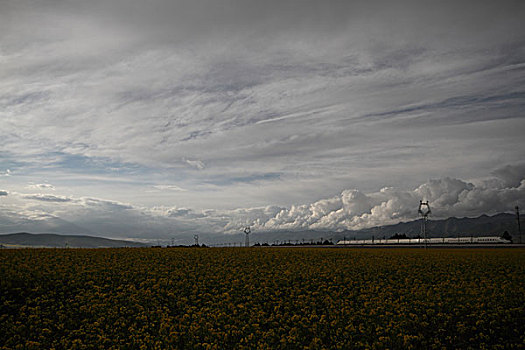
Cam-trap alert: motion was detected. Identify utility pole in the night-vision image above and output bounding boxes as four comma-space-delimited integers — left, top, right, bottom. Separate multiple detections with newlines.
517, 206, 521, 244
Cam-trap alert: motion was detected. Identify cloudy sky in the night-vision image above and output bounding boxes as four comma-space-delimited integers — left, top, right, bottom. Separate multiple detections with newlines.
1, 0, 524, 241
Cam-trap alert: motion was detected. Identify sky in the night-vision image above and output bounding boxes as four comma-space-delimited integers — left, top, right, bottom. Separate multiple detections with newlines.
1, 0, 524, 242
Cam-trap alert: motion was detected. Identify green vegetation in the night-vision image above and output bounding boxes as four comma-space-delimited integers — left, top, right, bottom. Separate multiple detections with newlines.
1, 248, 523, 349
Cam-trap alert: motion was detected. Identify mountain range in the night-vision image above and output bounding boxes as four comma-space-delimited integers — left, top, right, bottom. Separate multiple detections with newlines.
247, 213, 520, 244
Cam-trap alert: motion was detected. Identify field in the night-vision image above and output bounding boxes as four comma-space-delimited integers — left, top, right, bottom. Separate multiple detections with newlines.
1, 248, 523, 349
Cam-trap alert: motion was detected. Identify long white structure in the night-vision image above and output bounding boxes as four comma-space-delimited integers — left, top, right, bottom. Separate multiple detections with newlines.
337, 236, 511, 245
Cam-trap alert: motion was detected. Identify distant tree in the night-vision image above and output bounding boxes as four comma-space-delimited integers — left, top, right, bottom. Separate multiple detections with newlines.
501, 231, 513, 242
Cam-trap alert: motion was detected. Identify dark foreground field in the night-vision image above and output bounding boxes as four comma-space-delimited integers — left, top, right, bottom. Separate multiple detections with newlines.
1, 248, 523, 349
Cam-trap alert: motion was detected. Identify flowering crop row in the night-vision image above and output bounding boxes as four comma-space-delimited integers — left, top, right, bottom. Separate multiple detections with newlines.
1, 248, 523, 349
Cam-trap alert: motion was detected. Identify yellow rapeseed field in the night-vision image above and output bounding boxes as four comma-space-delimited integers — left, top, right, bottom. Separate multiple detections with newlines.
0, 248, 523, 349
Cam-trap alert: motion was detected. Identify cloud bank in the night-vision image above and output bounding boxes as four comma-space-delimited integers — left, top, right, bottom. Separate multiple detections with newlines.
1, 165, 523, 241
220, 164, 525, 233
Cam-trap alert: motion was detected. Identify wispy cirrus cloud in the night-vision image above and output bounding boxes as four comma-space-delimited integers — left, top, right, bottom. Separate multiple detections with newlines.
1, 0, 524, 236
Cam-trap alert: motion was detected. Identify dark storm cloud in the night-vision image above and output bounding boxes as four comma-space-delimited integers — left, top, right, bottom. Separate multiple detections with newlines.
492, 163, 525, 188
4, 0, 524, 51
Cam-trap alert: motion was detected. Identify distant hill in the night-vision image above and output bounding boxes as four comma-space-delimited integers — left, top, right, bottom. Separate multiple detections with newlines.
246, 213, 520, 244
0, 232, 148, 248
